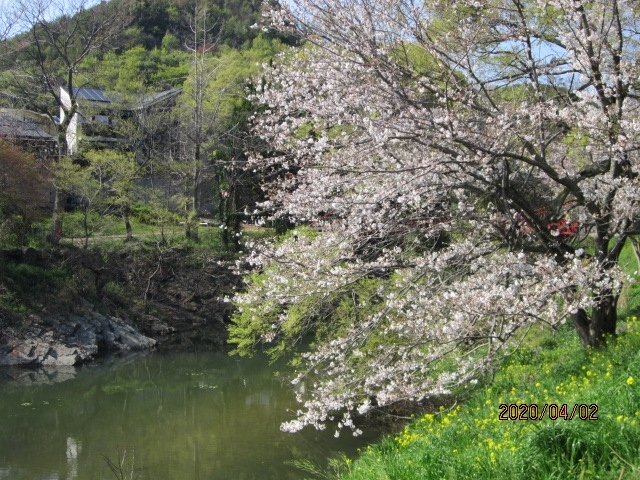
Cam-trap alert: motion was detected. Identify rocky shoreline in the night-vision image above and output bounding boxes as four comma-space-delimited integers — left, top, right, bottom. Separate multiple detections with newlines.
0, 244, 242, 368
0, 310, 157, 367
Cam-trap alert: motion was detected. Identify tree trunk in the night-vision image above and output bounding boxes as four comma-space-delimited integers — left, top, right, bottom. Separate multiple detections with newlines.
571, 292, 618, 348
50, 129, 69, 245
50, 188, 62, 244
82, 208, 89, 250
123, 206, 133, 242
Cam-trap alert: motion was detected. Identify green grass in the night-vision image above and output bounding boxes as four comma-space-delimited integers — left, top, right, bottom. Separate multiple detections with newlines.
1, 262, 67, 293
60, 211, 163, 238
337, 323, 640, 480
58, 211, 276, 254
329, 240, 640, 480
0, 262, 69, 320
618, 243, 640, 320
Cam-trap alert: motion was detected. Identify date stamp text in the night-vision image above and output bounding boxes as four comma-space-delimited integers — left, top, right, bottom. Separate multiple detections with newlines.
498, 403, 599, 421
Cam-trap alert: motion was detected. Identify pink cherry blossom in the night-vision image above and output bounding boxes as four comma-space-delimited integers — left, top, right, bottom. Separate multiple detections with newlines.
231, 0, 640, 433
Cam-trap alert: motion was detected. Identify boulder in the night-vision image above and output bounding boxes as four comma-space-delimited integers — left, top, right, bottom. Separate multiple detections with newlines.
0, 310, 156, 367
103, 316, 157, 351
42, 344, 85, 366
0, 328, 95, 367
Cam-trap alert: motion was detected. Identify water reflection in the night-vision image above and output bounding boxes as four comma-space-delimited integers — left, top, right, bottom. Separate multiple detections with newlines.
66, 437, 81, 480
0, 351, 380, 479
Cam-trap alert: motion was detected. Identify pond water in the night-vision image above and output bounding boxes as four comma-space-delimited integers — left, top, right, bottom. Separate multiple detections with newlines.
0, 351, 381, 480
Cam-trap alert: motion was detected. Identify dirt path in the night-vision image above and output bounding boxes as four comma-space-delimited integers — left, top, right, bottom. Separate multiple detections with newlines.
61, 223, 269, 246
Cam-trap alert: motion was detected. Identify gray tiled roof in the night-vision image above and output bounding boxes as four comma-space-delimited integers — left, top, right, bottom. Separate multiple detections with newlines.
62, 86, 181, 107
141, 88, 182, 107
62, 86, 114, 103
0, 115, 55, 140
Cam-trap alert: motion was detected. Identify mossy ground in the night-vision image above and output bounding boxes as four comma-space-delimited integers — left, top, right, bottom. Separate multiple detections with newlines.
337, 321, 640, 480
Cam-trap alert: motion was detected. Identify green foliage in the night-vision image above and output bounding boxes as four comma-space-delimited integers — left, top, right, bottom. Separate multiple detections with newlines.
0, 262, 68, 316
89, 46, 190, 92
130, 203, 154, 224
210, 35, 286, 110
0, 141, 48, 248
228, 272, 282, 355
3, 262, 66, 290
617, 240, 640, 320
177, 34, 285, 137
287, 453, 355, 480
85, 150, 139, 207
102, 280, 136, 309
62, 211, 103, 238
126, 0, 269, 50
340, 324, 640, 480
161, 33, 181, 52
56, 157, 102, 202
229, 249, 392, 364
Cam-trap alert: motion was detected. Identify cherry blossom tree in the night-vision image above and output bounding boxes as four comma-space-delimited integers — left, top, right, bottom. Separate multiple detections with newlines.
229, 0, 640, 434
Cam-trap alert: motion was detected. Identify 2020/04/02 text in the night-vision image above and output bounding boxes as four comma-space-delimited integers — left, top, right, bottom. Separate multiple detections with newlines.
498, 403, 599, 421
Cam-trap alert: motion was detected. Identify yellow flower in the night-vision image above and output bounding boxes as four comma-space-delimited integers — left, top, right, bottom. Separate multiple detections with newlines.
627, 376, 635, 386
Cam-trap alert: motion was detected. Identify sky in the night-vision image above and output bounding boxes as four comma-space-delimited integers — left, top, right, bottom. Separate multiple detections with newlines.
0, 0, 108, 38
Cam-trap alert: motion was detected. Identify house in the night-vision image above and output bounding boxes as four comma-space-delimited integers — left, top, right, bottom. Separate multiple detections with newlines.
60, 87, 181, 154
0, 109, 59, 210
0, 108, 58, 162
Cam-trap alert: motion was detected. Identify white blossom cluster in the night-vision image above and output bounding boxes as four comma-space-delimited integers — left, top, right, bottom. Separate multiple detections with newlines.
231, 0, 640, 433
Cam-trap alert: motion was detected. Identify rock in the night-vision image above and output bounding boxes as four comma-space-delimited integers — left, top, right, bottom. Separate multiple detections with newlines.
42, 344, 84, 366
102, 316, 157, 351
0, 329, 95, 367
0, 330, 48, 366
0, 309, 156, 368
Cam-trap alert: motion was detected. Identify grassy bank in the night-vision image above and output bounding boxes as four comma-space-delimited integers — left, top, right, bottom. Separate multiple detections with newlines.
0, 223, 272, 334
337, 321, 640, 480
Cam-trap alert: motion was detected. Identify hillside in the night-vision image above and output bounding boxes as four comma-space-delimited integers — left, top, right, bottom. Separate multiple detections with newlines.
0, 0, 289, 363
0, 0, 294, 108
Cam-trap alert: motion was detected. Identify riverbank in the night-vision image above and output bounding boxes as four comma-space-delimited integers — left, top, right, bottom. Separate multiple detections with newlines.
0, 234, 245, 366
338, 321, 640, 480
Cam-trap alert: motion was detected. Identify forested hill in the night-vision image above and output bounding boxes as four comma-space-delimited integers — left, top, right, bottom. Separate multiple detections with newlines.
127, 0, 269, 50
0, 0, 294, 103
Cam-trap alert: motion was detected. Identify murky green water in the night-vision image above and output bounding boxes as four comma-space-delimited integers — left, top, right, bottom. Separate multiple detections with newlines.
0, 351, 379, 479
